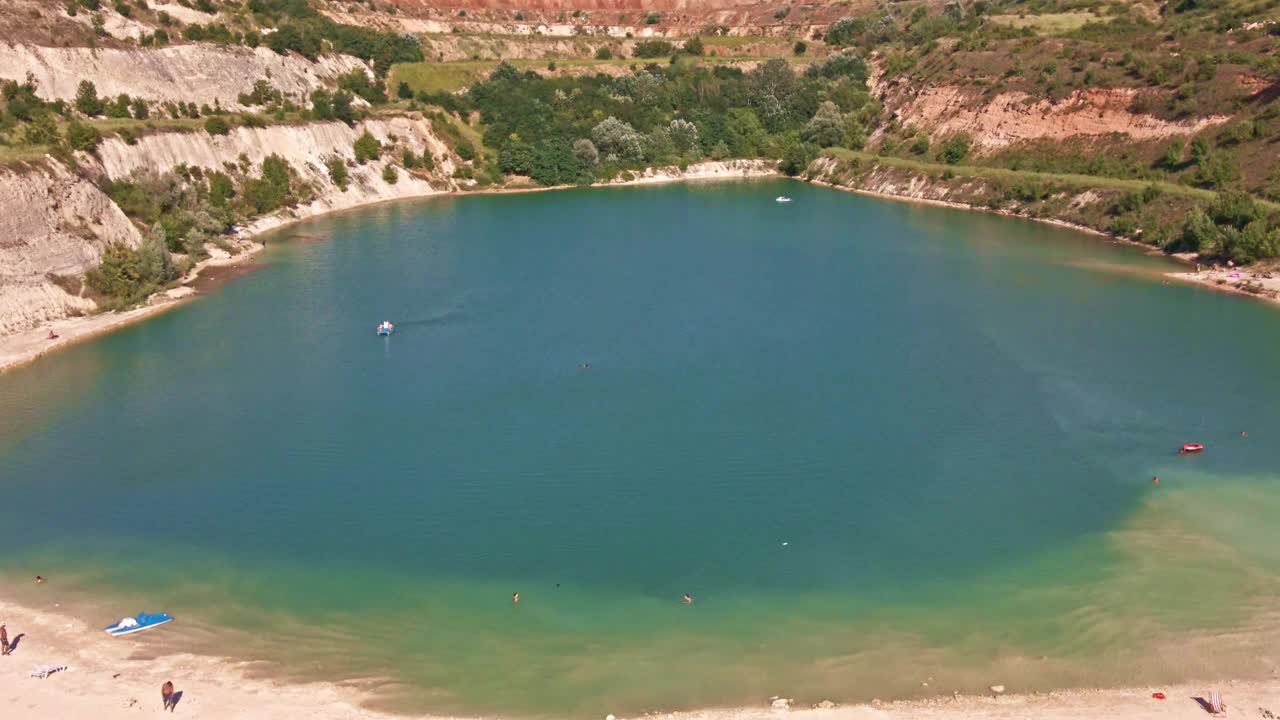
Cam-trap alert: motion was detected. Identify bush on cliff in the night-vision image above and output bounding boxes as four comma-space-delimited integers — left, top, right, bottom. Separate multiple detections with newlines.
353, 131, 381, 163
204, 116, 231, 136
86, 233, 177, 309
328, 158, 349, 190
241, 154, 295, 213
65, 120, 101, 152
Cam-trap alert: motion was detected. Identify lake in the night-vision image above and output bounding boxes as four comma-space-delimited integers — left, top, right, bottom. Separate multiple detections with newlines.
3, 179, 1280, 717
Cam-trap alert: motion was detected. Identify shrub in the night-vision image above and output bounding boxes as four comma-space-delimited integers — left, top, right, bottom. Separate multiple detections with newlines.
65, 120, 101, 152
396, 81, 413, 100
337, 69, 387, 104
382, 163, 399, 184
353, 130, 381, 163
204, 116, 231, 135
793, 41, 807, 56
683, 37, 704, 56
242, 155, 293, 213
328, 157, 349, 189
939, 134, 971, 164
595, 46, 612, 60
86, 235, 176, 308
633, 40, 675, 58
22, 114, 61, 145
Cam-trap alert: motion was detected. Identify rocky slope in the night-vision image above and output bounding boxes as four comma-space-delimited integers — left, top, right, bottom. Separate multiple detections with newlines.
887, 86, 1232, 151
0, 43, 369, 110
0, 162, 144, 335
0, 115, 462, 337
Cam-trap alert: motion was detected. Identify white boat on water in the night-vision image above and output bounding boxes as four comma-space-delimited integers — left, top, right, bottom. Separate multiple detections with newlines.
776, 196, 792, 203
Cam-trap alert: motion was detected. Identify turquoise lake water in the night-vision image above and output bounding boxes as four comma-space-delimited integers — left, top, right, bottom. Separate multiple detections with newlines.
3, 180, 1280, 717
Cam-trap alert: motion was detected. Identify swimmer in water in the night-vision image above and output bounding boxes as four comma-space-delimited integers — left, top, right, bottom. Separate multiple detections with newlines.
1241, 431, 1248, 438
513, 592, 520, 605
35, 576, 44, 584
1152, 476, 1159, 485
682, 594, 693, 605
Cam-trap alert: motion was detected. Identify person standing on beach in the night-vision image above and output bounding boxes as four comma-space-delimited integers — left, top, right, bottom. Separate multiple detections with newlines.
1, 623, 9, 655
162, 681, 175, 711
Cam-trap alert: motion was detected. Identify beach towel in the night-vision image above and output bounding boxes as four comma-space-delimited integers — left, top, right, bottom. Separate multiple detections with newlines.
30, 665, 67, 679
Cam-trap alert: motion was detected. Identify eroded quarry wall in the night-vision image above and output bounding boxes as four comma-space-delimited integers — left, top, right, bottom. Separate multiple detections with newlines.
0, 163, 144, 335
0, 117, 459, 336
889, 86, 1232, 150
0, 43, 370, 109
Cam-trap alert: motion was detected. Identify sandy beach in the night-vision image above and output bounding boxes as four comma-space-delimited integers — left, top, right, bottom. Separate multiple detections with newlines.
4, 592, 1278, 720
1168, 261, 1280, 307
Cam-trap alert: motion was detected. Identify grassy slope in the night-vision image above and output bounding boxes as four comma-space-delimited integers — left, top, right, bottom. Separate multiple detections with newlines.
391, 55, 782, 94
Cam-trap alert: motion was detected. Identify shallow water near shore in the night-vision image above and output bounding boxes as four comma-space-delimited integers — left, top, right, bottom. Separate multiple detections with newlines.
3, 180, 1280, 717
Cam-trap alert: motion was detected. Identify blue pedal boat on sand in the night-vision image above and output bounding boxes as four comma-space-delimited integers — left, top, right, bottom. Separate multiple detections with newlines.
104, 612, 173, 637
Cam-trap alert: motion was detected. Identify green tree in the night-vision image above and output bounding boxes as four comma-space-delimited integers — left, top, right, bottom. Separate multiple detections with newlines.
105, 94, 132, 119
337, 69, 387, 104
802, 101, 846, 148
572, 138, 599, 166
75, 80, 103, 116
208, 172, 235, 207
683, 37, 704, 55
668, 119, 699, 155
130, 97, 149, 119
396, 81, 413, 99
595, 46, 612, 60
332, 90, 355, 125
382, 163, 399, 184
592, 117, 644, 160
793, 40, 807, 56
311, 88, 333, 120
1208, 190, 1260, 230
779, 139, 815, 176
724, 108, 766, 156
353, 130, 381, 163
1161, 139, 1184, 168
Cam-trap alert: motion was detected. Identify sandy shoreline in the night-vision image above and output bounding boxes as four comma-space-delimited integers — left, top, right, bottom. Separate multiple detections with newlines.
4, 592, 1278, 720
1166, 262, 1280, 306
